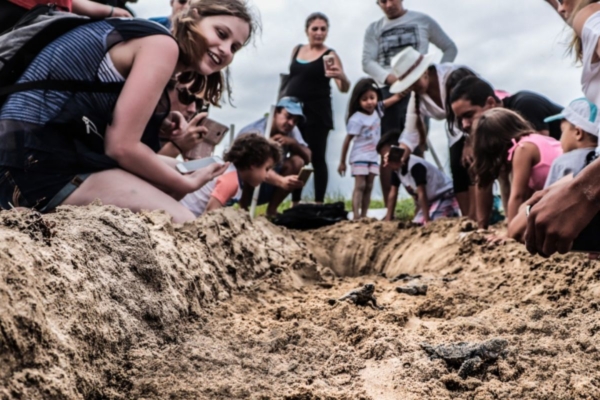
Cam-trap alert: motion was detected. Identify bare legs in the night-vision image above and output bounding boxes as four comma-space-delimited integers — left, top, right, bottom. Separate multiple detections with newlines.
62, 169, 196, 223
352, 173, 376, 220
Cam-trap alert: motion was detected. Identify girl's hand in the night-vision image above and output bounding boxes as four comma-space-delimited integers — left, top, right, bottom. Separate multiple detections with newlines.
338, 162, 346, 177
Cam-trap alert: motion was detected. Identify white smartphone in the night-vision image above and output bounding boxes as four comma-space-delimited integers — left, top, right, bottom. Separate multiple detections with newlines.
298, 165, 314, 184
176, 156, 224, 174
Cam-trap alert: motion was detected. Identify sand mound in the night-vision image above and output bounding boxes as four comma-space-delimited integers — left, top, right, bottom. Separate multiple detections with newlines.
2, 209, 600, 399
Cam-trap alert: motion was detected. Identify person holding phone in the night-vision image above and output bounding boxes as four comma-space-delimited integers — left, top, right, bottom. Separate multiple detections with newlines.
284, 12, 350, 205
236, 97, 312, 216
0, 0, 257, 223
384, 142, 459, 225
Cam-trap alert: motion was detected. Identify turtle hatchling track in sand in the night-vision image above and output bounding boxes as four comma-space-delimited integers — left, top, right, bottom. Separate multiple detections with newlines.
1, 206, 600, 399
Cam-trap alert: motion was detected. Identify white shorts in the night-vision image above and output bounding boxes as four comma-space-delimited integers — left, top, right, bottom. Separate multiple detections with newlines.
351, 162, 379, 176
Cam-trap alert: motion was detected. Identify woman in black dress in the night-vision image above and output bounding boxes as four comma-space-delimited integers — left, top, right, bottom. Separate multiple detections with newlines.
285, 12, 350, 204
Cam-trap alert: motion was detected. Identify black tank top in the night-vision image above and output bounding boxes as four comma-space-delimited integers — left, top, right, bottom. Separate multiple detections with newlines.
285, 45, 334, 129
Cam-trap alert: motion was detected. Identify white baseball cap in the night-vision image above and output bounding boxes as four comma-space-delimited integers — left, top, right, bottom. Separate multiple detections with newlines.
544, 97, 600, 136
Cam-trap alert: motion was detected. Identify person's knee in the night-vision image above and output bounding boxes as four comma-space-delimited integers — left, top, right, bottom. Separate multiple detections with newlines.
282, 155, 304, 175
355, 177, 367, 192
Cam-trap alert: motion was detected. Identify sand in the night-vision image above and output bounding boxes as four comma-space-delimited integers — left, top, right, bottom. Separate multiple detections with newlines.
1, 206, 600, 399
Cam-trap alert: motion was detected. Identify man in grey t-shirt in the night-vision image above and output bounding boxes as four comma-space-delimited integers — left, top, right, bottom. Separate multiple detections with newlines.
362, 0, 457, 205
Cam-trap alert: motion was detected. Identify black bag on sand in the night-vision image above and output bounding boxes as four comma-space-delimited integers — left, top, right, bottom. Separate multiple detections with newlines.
271, 202, 348, 230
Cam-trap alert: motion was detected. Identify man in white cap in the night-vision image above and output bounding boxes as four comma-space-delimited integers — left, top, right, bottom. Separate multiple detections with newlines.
362, 0, 457, 205
387, 46, 476, 218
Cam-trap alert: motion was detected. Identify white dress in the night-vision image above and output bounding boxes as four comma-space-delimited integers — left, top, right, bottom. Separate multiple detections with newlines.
582, 11, 600, 105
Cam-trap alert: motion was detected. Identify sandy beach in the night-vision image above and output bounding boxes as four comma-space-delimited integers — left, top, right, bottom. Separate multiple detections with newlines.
1, 206, 599, 399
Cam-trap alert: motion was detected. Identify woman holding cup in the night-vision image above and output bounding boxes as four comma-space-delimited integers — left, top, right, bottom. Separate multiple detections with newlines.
285, 12, 351, 204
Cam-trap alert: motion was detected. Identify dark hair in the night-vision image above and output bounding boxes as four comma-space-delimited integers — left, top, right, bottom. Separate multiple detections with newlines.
444, 68, 477, 134
376, 129, 402, 153
449, 76, 499, 111
173, 0, 259, 107
347, 78, 382, 123
471, 108, 536, 187
224, 133, 282, 170
305, 12, 329, 29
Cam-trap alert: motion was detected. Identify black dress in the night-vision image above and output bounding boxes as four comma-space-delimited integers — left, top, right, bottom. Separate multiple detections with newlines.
285, 45, 334, 203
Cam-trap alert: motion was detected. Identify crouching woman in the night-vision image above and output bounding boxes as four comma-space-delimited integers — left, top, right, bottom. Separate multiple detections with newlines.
0, 0, 256, 223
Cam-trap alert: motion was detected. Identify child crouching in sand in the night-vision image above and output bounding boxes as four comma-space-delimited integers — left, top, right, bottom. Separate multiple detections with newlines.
508, 98, 600, 241
383, 139, 460, 225
338, 78, 402, 219
471, 109, 563, 226
180, 134, 282, 217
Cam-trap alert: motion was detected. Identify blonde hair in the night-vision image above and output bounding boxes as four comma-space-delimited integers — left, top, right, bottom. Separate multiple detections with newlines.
172, 0, 257, 106
569, 0, 600, 62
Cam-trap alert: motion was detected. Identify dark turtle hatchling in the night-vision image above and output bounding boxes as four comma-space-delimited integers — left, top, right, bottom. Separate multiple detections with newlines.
396, 284, 428, 296
420, 338, 508, 379
338, 283, 382, 310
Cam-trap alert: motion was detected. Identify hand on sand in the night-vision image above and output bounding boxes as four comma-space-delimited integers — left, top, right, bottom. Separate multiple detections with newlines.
486, 233, 509, 247
524, 179, 598, 257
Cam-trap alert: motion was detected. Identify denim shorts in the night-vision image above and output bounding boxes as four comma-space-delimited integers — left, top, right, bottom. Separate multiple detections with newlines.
0, 151, 90, 212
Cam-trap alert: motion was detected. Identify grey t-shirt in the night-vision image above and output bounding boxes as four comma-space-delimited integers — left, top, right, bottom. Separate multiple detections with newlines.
362, 10, 458, 85
544, 147, 596, 188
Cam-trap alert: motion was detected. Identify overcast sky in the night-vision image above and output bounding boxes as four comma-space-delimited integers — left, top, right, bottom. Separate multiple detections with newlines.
132, 0, 581, 200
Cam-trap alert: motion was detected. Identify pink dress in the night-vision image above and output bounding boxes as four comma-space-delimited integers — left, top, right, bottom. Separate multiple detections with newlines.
507, 134, 563, 191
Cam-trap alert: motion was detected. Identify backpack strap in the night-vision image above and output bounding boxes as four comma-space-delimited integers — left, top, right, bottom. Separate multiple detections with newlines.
0, 80, 124, 98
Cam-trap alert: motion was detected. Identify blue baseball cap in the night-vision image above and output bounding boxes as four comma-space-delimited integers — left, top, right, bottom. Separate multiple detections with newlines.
544, 97, 600, 136
276, 96, 306, 122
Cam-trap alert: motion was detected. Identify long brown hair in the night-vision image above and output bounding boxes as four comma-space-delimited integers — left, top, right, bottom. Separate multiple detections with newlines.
172, 0, 257, 106
569, 0, 600, 62
346, 78, 382, 123
471, 108, 536, 187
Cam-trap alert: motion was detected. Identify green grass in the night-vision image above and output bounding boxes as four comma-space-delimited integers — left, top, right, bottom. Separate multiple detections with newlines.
252, 193, 415, 222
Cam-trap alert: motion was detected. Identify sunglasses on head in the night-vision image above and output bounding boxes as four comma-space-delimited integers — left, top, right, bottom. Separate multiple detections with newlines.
177, 87, 204, 109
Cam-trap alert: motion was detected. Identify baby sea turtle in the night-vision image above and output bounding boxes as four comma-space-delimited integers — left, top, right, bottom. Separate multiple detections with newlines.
420, 338, 508, 379
390, 273, 422, 283
338, 283, 382, 310
396, 284, 428, 296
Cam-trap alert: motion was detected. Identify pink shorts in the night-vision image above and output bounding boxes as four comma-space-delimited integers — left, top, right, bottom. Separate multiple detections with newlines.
351, 162, 379, 176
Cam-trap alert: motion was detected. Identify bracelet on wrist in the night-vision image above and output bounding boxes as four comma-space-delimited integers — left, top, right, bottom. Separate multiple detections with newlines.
108, 6, 114, 17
